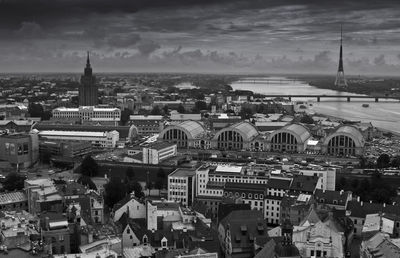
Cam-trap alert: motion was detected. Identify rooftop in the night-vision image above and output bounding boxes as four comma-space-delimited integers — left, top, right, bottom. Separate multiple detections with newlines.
169, 168, 196, 178
0, 191, 27, 205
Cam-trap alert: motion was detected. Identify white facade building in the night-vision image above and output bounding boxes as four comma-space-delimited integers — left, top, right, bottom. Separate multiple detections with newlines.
52, 106, 121, 124
300, 169, 336, 191
168, 168, 196, 207
38, 130, 119, 148
142, 142, 177, 164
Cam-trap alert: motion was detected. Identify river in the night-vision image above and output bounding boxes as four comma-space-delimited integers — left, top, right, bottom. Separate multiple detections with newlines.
231, 77, 400, 134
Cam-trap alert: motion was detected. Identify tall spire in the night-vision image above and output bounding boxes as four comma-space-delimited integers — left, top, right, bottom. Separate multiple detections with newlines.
338, 25, 344, 72
86, 51, 91, 68
335, 24, 348, 88
84, 51, 93, 76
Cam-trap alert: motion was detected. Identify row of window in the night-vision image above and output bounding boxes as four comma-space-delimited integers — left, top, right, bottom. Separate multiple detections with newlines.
224, 191, 264, 200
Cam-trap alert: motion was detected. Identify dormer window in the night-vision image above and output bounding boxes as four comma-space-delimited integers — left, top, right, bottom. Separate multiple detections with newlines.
248, 193, 252, 198
333, 200, 338, 204
254, 194, 258, 199
143, 235, 148, 245
319, 198, 324, 203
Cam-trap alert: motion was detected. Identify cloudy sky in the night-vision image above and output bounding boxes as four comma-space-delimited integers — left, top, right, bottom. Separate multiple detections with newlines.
1, 0, 400, 75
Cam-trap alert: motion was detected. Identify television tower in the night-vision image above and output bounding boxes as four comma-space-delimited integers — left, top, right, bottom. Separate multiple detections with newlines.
335, 25, 348, 88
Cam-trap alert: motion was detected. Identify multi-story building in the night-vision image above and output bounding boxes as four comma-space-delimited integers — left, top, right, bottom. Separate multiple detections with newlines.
314, 189, 352, 210
289, 175, 319, 195
40, 212, 71, 255
218, 210, 270, 258
25, 178, 63, 215
346, 199, 400, 237
129, 115, 164, 136
0, 131, 39, 168
38, 130, 119, 148
223, 182, 266, 211
360, 232, 400, 257
79, 52, 98, 106
195, 165, 268, 217
0, 191, 28, 211
168, 168, 196, 206
39, 140, 92, 158
52, 106, 121, 125
264, 178, 292, 225
142, 142, 177, 164
280, 194, 313, 226
292, 207, 353, 258
299, 168, 337, 191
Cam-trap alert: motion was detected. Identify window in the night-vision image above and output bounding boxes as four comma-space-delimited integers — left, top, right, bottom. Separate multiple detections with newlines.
260, 194, 263, 199
254, 194, 258, 199
354, 219, 357, 225
248, 193, 252, 198
127, 228, 130, 234
130, 235, 133, 239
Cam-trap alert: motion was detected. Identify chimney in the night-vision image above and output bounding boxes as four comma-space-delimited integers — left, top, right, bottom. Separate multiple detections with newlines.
370, 200, 372, 203
361, 201, 363, 206
383, 203, 386, 207
340, 190, 344, 195
357, 196, 360, 202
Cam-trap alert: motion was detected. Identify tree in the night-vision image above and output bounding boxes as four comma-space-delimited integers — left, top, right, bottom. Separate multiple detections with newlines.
157, 168, 166, 178
40, 148, 52, 164
3, 173, 25, 191
104, 177, 127, 208
150, 106, 162, 115
28, 103, 44, 118
163, 105, 169, 115
300, 114, 314, 124
80, 155, 99, 177
125, 167, 135, 179
195, 101, 207, 112
77, 176, 97, 190
390, 156, 400, 168
126, 180, 145, 199
239, 107, 254, 120
377, 153, 390, 168
121, 109, 133, 126
177, 104, 185, 114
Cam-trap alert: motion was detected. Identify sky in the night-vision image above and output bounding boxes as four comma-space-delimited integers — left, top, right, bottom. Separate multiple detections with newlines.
1, 0, 400, 75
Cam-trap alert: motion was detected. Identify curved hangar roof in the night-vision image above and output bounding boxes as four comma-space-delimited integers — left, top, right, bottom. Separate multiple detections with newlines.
324, 126, 364, 147
161, 120, 206, 139
214, 121, 259, 141
269, 123, 311, 143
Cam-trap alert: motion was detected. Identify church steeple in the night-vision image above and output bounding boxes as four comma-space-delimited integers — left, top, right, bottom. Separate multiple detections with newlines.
84, 51, 92, 76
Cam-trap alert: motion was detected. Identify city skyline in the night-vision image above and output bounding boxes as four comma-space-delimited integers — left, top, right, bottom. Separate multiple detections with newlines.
1, 0, 400, 75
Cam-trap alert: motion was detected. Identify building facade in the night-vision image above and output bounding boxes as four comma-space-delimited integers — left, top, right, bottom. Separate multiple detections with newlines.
168, 168, 196, 206
0, 131, 39, 168
79, 52, 98, 106
38, 130, 119, 148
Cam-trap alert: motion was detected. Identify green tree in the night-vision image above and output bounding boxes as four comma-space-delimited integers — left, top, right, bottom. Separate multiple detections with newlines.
28, 103, 44, 118
104, 177, 127, 208
377, 153, 391, 168
77, 176, 97, 190
80, 155, 99, 177
150, 106, 162, 115
239, 107, 254, 120
125, 167, 135, 179
126, 180, 145, 199
121, 109, 133, 126
300, 114, 314, 124
390, 156, 400, 168
3, 173, 25, 191
177, 104, 185, 114
40, 148, 52, 164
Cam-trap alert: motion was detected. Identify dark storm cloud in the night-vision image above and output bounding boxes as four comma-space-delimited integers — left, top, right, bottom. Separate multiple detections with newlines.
1, 0, 400, 74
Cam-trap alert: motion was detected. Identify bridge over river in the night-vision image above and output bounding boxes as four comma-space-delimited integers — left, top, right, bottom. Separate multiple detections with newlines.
260, 94, 399, 102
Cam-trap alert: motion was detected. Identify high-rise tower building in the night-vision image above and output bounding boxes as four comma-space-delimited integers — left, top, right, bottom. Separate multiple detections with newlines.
335, 25, 348, 88
79, 52, 98, 106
